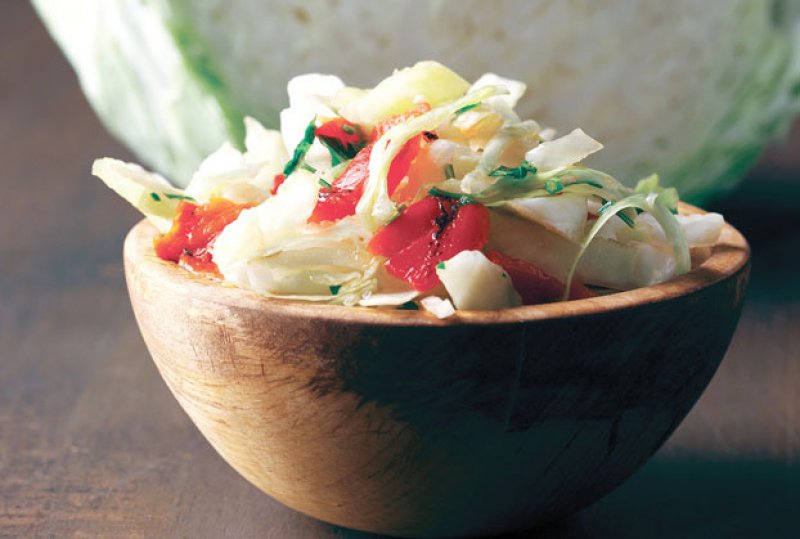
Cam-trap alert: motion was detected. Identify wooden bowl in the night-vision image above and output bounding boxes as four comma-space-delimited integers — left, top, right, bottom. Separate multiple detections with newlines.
123, 208, 749, 538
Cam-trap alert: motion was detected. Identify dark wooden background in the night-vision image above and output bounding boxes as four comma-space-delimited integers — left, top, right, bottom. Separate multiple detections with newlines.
1, 1, 798, 537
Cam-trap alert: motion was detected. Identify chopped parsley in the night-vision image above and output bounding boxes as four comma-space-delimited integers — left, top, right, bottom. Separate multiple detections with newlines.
444, 163, 456, 180
283, 117, 317, 176
318, 178, 332, 189
386, 203, 407, 225
617, 211, 637, 228
454, 102, 480, 116
301, 162, 317, 173
544, 179, 563, 195
436, 262, 446, 270
573, 179, 604, 189
164, 193, 196, 201
150, 192, 161, 202
488, 161, 537, 179
329, 285, 341, 295
598, 199, 637, 228
317, 122, 363, 165
319, 137, 348, 167
428, 187, 477, 206
598, 200, 614, 215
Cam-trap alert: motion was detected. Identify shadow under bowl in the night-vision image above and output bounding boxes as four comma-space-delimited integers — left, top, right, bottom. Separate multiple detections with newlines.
123, 209, 749, 538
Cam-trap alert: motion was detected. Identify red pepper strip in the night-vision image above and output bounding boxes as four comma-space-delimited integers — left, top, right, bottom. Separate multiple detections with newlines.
178, 248, 219, 277
331, 144, 373, 191
370, 103, 431, 194
371, 102, 431, 141
308, 144, 373, 223
485, 250, 596, 304
315, 118, 364, 159
270, 173, 286, 195
368, 195, 441, 257
369, 196, 490, 291
309, 136, 422, 223
387, 134, 422, 195
310, 188, 363, 224
154, 198, 254, 278
309, 104, 432, 224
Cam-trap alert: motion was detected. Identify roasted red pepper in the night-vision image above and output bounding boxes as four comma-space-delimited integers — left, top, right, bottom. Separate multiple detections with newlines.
309, 136, 423, 223
310, 188, 363, 224
485, 250, 596, 304
315, 118, 364, 160
387, 135, 423, 195
154, 198, 253, 278
309, 144, 373, 223
369, 195, 490, 291
270, 173, 286, 195
309, 104, 433, 224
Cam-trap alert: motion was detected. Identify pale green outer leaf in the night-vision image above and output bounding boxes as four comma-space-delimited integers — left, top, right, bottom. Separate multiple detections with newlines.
35, 0, 800, 200
32, 0, 243, 186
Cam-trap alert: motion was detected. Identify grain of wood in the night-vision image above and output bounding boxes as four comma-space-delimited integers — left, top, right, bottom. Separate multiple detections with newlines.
122, 214, 748, 537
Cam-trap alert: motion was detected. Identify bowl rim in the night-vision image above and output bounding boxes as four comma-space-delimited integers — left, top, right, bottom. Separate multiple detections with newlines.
124, 203, 749, 327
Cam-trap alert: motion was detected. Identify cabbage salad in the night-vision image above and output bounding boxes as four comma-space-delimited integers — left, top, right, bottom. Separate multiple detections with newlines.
94, 61, 724, 318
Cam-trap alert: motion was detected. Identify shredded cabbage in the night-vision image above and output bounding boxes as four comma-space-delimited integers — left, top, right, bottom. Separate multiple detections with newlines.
563, 194, 690, 299
356, 85, 505, 230
185, 117, 287, 203
436, 250, 521, 310
420, 296, 456, 319
525, 129, 604, 171
92, 157, 188, 233
340, 61, 470, 127
212, 171, 381, 305
91, 61, 726, 315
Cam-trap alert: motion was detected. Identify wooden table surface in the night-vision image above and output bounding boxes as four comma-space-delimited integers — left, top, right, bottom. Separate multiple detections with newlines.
1, 2, 798, 537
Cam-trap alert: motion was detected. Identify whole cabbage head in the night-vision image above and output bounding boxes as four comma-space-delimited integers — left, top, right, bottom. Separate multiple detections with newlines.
34, 0, 800, 202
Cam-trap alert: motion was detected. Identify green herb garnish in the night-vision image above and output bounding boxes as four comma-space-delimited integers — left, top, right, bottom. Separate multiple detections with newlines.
570, 179, 605, 189
428, 187, 476, 206
283, 117, 317, 176
317, 123, 363, 165
599, 199, 636, 228
329, 285, 341, 295
301, 162, 317, 173
544, 179, 564, 195
488, 161, 537, 179
319, 137, 348, 167
386, 204, 407, 225
454, 102, 480, 116
150, 192, 161, 202
164, 193, 196, 201
436, 262, 446, 270
319, 178, 332, 189
444, 163, 455, 179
